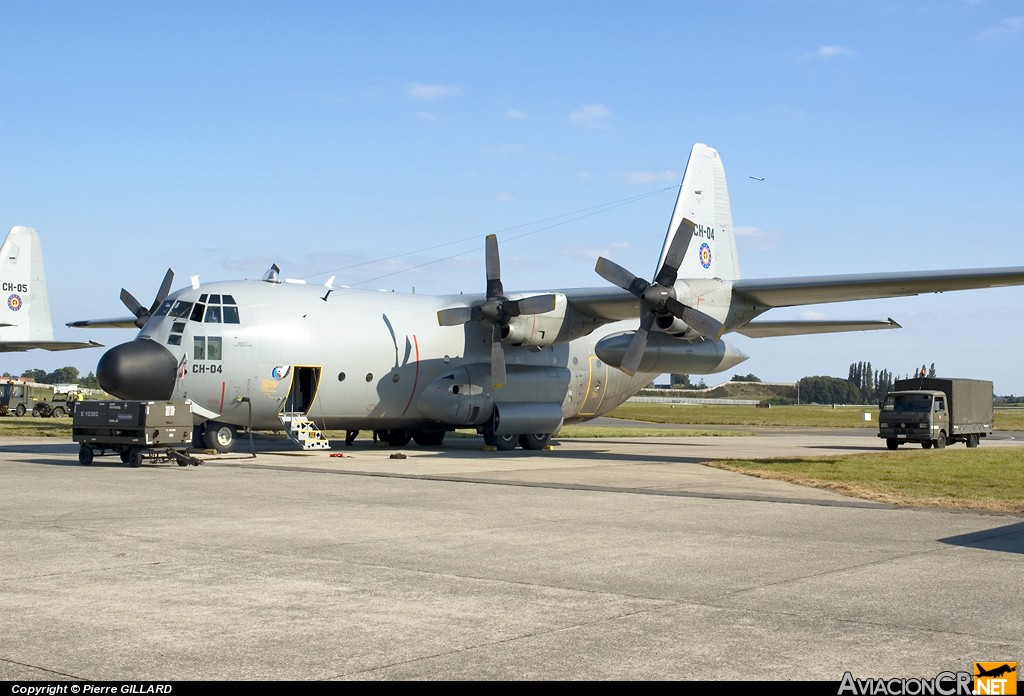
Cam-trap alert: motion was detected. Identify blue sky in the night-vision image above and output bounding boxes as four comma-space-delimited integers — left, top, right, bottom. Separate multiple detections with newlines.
3, 0, 1024, 393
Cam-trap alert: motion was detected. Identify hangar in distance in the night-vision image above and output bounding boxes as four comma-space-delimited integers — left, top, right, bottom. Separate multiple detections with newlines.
72, 144, 1024, 452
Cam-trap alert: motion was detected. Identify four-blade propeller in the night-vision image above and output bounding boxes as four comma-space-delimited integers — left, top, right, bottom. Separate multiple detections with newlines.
120, 269, 174, 329
437, 235, 556, 388
594, 218, 724, 375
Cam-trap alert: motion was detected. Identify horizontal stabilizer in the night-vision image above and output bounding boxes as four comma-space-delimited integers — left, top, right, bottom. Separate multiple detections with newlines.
0, 340, 103, 352
736, 318, 901, 338
734, 268, 1024, 308
67, 317, 141, 329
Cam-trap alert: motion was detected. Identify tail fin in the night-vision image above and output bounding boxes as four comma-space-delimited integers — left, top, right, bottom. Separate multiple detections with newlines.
655, 144, 741, 280
1, 226, 55, 342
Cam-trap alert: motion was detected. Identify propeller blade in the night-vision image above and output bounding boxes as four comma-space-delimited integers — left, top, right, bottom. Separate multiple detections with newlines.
150, 269, 174, 312
507, 293, 557, 317
681, 306, 725, 340
485, 234, 502, 298
490, 324, 506, 388
120, 288, 145, 317
620, 313, 656, 376
653, 218, 696, 287
595, 257, 647, 297
437, 306, 474, 326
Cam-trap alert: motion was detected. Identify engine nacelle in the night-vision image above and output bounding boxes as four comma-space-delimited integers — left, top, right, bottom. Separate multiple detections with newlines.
595, 331, 748, 375
503, 293, 599, 347
417, 363, 571, 426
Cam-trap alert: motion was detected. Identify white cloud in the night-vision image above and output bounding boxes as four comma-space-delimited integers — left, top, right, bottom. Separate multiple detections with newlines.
568, 104, 613, 129
623, 170, 679, 184
496, 192, 516, 202
799, 310, 828, 320
504, 108, 528, 120
734, 226, 782, 251
980, 16, 1024, 39
817, 44, 856, 58
407, 83, 460, 100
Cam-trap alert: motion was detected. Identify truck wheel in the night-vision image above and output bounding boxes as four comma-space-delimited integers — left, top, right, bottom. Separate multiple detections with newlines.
921, 441, 932, 449
14, 404, 26, 417
78, 446, 94, 466
52, 407, 66, 418
934, 432, 946, 449
967, 434, 980, 448
203, 422, 237, 453
120, 449, 132, 463
885, 438, 899, 450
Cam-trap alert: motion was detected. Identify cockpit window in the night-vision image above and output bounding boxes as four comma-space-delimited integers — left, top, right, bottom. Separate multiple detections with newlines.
204, 305, 222, 323
169, 300, 193, 318
223, 306, 240, 324
190, 303, 206, 322
154, 299, 174, 317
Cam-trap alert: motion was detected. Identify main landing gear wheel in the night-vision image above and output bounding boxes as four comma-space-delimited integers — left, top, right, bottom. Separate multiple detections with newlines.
483, 418, 518, 450
412, 430, 446, 446
203, 422, 237, 453
519, 433, 552, 450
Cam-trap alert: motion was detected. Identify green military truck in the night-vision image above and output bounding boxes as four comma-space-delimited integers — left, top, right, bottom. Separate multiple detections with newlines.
878, 378, 993, 450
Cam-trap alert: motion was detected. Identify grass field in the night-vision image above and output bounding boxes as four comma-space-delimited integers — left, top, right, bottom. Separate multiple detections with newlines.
606, 402, 1024, 430
707, 449, 1024, 514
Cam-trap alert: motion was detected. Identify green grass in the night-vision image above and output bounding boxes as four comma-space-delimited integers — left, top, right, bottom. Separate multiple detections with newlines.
707, 448, 1024, 514
608, 402, 1024, 430
0, 415, 73, 437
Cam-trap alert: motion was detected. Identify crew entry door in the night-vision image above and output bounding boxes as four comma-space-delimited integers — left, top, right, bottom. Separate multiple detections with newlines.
283, 366, 322, 414
577, 357, 608, 417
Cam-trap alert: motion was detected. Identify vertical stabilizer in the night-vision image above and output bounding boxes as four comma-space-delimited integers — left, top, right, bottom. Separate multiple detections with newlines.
655, 144, 741, 280
1, 226, 55, 342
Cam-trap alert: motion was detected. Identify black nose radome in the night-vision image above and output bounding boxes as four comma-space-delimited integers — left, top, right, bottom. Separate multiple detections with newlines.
97, 339, 178, 400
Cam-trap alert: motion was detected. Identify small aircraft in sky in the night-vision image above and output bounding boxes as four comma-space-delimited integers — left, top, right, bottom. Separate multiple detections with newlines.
71, 144, 1024, 453
1, 226, 101, 353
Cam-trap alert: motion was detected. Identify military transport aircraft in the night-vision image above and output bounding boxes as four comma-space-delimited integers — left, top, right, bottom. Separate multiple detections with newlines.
1, 226, 101, 353
70, 144, 1024, 453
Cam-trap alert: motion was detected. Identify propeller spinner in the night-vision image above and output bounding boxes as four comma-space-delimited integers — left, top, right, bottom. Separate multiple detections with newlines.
120, 269, 174, 328
437, 235, 556, 388
594, 218, 724, 375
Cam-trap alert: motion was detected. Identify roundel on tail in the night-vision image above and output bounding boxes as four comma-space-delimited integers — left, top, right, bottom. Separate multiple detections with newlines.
7, 294, 22, 311
699, 243, 712, 269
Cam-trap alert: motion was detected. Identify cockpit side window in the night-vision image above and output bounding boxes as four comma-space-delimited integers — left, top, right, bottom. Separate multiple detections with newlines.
190, 303, 206, 322
223, 306, 240, 323
169, 301, 193, 318
154, 299, 174, 317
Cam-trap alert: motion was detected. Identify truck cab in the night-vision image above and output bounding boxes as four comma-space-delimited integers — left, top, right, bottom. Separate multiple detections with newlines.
878, 377, 992, 450
879, 390, 948, 449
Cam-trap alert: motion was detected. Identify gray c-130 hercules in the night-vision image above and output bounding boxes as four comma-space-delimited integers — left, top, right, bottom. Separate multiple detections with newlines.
71, 144, 1024, 453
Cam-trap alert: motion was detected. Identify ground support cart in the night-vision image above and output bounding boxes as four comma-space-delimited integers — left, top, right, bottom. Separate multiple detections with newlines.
72, 400, 201, 467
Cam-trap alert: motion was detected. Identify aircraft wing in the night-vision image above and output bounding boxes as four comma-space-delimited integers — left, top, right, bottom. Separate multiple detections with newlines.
736, 318, 901, 338
66, 317, 139, 329
562, 287, 640, 321
0, 340, 103, 352
732, 267, 1024, 308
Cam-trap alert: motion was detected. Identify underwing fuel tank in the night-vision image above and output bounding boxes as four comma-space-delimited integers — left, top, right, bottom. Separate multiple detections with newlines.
595, 331, 748, 374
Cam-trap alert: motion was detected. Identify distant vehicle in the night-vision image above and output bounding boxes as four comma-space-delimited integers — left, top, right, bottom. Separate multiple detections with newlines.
878, 378, 993, 450
0, 381, 51, 416
32, 393, 76, 418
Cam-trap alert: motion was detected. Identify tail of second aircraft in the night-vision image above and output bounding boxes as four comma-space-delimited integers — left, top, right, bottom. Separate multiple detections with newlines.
0, 226, 56, 343
655, 143, 741, 281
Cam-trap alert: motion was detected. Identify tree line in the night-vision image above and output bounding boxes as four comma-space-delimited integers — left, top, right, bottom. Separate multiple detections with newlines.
2, 367, 99, 388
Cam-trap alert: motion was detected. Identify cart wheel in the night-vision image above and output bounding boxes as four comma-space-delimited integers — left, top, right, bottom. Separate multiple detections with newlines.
119, 450, 131, 464
78, 446, 94, 466
128, 450, 143, 467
